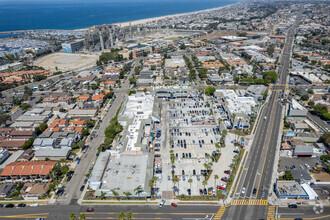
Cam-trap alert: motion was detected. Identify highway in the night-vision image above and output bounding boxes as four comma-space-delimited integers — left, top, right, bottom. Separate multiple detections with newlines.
219, 9, 302, 220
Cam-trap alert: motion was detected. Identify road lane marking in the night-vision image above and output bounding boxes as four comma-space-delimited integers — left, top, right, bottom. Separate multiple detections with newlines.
256, 92, 279, 197
230, 199, 268, 206
267, 206, 275, 220
213, 206, 228, 220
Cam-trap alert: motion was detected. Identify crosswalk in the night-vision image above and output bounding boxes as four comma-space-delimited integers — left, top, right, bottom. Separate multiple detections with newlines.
267, 206, 276, 220
231, 199, 268, 206
213, 205, 229, 220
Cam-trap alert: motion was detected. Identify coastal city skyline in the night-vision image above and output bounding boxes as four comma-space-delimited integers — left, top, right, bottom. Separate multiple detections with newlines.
0, 1, 329, 220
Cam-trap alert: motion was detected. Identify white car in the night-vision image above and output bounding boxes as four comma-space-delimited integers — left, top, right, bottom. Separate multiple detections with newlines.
159, 198, 166, 208
241, 187, 246, 194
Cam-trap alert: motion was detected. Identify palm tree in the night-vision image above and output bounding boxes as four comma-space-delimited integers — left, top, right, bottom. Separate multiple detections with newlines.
188, 178, 193, 196
70, 213, 76, 220
172, 176, 180, 195
100, 191, 106, 200
79, 213, 86, 220
126, 212, 133, 220
214, 175, 219, 189
134, 185, 143, 197
111, 189, 119, 200
215, 143, 221, 152
123, 191, 131, 200
221, 129, 228, 138
202, 180, 208, 190
149, 176, 157, 196
117, 212, 125, 220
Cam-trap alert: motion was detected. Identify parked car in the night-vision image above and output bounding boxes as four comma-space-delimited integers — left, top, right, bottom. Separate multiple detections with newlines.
199, 189, 203, 195
221, 177, 228, 182
171, 203, 177, 207
80, 185, 85, 191
288, 204, 298, 208
253, 188, 257, 195
305, 164, 311, 169
224, 170, 231, 175
84, 179, 88, 184
67, 176, 72, 182
18, 203, 26, 207
5, 204, 15, 208
86, 208, 94, 212
187, 189, 191, 196
159, 198, 166, 208
241, 187, 246, 194
0, 204, 3, 208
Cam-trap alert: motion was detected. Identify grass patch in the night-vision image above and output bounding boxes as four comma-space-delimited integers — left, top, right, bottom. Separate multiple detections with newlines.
177, 195, 219, 201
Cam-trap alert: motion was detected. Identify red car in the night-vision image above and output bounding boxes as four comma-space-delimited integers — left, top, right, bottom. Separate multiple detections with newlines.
221, 177, 228, 182
217, 186, 226, 190
224, 170, 231, 175
171, 203, 177, 207
86, 208, 94, 212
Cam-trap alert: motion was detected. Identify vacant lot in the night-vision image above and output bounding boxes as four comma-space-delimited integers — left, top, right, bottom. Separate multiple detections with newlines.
35, 52, 98, 72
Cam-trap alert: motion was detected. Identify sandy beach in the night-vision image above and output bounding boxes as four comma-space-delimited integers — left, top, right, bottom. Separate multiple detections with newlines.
118, 3, 237, 27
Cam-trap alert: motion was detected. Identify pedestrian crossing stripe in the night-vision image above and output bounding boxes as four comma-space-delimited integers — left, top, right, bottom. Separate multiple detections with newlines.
213, 206, 228, 220
230, 199, 268, 206
267, 206, 276, 220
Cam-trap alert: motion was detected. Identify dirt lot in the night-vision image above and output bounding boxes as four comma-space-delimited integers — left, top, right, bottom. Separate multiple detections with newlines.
311, 172, 330, 182
35, 52, 98, 72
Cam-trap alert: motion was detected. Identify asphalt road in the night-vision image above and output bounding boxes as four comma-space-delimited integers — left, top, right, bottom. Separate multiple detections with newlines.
0, 204, 219, 220
221, 9, 303, 220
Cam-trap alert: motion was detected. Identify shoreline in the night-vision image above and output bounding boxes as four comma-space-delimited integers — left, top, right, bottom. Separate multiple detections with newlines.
0, 2, 239, 34
111, 2, 238, 28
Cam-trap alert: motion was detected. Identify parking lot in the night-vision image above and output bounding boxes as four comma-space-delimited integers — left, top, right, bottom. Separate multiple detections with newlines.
157, 95, 239, 197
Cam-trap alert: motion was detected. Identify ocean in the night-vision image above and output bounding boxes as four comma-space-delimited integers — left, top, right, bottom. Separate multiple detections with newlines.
0, 0, 238, 32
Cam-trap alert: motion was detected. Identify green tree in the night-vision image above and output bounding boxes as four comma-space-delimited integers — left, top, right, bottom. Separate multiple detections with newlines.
202, 180, 208, 189
301, 94, 309, 101
70, 213, 76, 220
129, 52, 133, 60
321, 132, 330, 147
81, 129, 90, 136
100, 191, 107, 200
283, 170, 294, 180
134, 185, 143, 197
84, 120, 95, 129
205, 86, 216, 96
21, 137, 35, 150
20, 103, 31, 111
214, 174, 219, 189
79, 213, 86, 220
117, 212, 125, 220
123, 191, 132, 199
188, 178, 193, 196
111, 189, 119, 200
126, 212, 133, 220
0, 114, 11, 126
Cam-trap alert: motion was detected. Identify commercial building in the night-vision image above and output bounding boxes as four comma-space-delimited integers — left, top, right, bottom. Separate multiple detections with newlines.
245, 85, 267, 100
275, 181, 309, 199
61, 39, 84, 53
287, 99, 308, 117
93, 151, 154, 198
